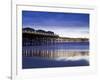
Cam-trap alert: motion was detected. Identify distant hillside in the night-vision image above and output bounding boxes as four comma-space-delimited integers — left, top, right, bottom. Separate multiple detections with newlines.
58, 37, 89, 42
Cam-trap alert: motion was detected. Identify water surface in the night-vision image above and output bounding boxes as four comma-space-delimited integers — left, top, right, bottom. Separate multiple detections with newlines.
22, 42, 89, 69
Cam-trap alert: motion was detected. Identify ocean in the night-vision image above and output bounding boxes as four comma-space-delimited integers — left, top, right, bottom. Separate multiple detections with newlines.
22, 42, 89, 69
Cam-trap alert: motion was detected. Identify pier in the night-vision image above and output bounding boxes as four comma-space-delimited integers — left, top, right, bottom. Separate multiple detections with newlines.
22, 27, 89, 46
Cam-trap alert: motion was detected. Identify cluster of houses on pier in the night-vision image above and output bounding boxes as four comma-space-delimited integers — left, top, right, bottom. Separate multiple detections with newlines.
22, 27, 59, 46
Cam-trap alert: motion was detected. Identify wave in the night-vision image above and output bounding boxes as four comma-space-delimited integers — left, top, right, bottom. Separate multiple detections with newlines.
55, 55, 89, 61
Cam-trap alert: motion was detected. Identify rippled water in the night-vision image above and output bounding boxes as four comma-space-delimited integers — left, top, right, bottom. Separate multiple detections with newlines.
22, 42, 89, 69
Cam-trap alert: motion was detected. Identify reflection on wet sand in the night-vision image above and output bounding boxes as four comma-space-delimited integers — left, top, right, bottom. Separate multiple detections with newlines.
22, 48, 89, 59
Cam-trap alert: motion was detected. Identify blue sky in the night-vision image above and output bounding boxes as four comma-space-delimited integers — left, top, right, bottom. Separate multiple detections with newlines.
22, 11, 89, 38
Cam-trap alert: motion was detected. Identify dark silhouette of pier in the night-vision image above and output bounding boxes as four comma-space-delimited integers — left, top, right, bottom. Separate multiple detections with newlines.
22, 27, 89, 46
22, 27, 59, 46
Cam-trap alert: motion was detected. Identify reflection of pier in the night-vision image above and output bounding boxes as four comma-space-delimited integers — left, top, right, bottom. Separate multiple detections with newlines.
22, 47, 89, 59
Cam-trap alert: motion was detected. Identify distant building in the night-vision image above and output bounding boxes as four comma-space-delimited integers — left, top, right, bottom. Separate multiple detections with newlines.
22, 27, 35, 32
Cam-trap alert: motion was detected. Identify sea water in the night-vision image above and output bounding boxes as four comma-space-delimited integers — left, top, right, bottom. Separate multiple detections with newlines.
22, 42, 89, 69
